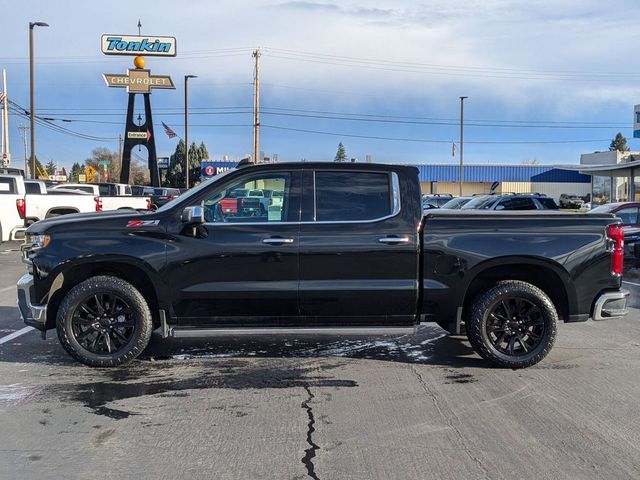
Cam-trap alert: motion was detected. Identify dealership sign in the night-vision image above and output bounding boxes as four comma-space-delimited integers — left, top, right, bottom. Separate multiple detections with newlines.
202, 165, 232, 177
101, 34, 177, 57
103, 69, 175, 94
634, 104, 640, 138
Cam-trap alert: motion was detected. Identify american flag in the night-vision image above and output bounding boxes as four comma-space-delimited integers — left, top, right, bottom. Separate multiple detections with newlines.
452, 141, 456, 157
162, 121, 177, 139
0, 92, 6, 103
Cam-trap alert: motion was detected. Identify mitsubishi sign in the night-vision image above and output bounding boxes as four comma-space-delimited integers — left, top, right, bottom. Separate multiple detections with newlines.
101, 34, 177, 57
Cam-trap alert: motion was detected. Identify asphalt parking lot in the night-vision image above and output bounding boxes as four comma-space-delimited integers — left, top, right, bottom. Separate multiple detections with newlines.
1, 241, 639, 480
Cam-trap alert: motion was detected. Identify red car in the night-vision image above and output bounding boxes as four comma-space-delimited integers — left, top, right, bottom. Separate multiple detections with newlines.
589, 202, 640, 226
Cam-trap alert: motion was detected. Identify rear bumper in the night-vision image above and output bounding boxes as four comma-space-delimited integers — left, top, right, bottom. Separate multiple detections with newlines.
592, 289, 629, 321
16, 273, 47, 330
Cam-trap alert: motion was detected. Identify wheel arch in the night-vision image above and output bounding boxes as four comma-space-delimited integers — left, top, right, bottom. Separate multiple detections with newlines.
461, 256, 575, 323
45, 207, 80, 218
45, 257, 166, 330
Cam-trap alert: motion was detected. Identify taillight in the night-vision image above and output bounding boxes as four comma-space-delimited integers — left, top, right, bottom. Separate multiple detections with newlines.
94, 196, 103, 212
16, 198, 25, 219
239, 199, 245, 207
146, 198, 152, 210
607, 224, 624, 276
167, 195, 175, 201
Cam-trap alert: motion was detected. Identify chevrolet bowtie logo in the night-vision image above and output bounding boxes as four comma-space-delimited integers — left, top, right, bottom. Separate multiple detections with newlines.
103, 69, 175, 94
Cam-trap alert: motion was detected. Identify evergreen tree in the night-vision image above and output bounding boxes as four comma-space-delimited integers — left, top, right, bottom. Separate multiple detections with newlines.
609, 132, 630, 152
334, 142, 346, 162
70, 162, 83, 182
45, 160, 56, 175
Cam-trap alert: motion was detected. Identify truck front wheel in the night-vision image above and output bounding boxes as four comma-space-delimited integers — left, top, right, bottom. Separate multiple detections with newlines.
56, 276, 153, 367
466, 280, 557, 368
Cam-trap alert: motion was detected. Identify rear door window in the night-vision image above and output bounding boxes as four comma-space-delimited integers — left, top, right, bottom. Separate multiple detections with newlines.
314, 171, 391, 221
498, 197, 537, 210
537, 197, 559, 209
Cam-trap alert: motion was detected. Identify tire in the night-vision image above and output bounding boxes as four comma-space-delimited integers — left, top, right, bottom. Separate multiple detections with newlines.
466, 280, 557, 369
56, 275, 153, 367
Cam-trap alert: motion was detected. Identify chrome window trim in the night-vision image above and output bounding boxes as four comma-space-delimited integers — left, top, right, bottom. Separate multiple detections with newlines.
202, 171, 401, 227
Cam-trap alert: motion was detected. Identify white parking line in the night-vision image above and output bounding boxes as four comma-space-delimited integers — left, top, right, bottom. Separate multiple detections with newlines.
0, 327, 34, 345
0, 285, 15, 294
623, 280, 640, 287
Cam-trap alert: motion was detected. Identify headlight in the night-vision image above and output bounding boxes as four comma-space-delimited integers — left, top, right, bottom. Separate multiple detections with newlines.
28, 234, 51, 249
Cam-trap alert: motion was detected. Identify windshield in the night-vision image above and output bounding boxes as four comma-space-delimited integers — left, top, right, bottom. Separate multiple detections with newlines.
461, 196, 497, 209
155, 169, 236, 213
441, 197, 471, 209
589, 204, 614, 214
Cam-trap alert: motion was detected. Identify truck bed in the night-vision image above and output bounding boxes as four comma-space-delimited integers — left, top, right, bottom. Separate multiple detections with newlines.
421, 210, 621, 330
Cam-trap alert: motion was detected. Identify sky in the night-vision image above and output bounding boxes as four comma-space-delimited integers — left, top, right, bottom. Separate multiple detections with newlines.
2, 0, 640, 171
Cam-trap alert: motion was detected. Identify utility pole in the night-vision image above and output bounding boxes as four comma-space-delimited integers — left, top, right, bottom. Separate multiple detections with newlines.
2, 68, 9, 165
252, 49, 261, 163
184, 74, 197, 189
29, 21, 49, 179
459, 96, 468, 197
118, 133, 122, 167
18, 125, 28, 176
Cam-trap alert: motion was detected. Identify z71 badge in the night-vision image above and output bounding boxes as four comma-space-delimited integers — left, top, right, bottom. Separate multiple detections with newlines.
126, 220, 160, 227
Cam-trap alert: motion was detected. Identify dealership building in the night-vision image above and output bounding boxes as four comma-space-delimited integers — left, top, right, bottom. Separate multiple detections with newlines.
200, 161, 592, 201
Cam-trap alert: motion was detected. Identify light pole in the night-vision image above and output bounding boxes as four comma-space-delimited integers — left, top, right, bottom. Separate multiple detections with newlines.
29, 21, 49, 179
184, 74, 197, 189
459, 96, 467, 197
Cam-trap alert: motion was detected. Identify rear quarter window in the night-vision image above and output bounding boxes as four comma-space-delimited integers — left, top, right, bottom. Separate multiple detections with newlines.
0, 177, 16, 194
315, 171, 391, 221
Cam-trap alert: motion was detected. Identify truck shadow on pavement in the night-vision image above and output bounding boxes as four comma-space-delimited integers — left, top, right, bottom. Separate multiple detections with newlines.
139, 323, 489, 368
1, 323, 488, 420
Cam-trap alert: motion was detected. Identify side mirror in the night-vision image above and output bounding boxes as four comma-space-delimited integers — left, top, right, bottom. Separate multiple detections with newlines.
182, 205, 205, 224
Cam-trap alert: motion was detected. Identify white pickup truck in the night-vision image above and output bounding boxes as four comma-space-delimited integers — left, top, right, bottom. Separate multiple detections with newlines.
23, 180, 99, 225
0, 174, 26, 243
50, 182, 151, 211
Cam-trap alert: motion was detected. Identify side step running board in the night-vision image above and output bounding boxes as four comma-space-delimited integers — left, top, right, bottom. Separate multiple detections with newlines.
169, 326, 417, 338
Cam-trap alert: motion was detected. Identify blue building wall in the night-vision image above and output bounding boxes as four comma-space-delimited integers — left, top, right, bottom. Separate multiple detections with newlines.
200, 161, 591, 184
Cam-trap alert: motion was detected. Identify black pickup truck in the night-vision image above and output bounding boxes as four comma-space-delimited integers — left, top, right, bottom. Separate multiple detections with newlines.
17, 161, 629, 368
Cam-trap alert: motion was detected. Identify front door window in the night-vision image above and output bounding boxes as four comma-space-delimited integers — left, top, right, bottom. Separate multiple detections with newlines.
201, 173, 290, 223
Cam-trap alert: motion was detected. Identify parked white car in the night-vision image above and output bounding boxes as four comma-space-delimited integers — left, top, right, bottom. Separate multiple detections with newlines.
50, 182, 151, 211
0, 174, 26, 243
23, 180, 99, 225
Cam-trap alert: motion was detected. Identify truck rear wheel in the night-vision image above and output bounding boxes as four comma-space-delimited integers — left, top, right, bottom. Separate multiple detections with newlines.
466, 280, 557, 369
56, 276, 153, 367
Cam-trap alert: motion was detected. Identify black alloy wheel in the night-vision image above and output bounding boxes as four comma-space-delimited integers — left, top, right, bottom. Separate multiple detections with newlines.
485, 297, 545, 356
466, 280, 557, 368
57, 276, 153, 367
71, 293, 135, 354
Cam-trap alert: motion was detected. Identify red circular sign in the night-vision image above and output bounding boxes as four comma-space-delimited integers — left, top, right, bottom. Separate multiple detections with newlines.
204, 165, 216, 176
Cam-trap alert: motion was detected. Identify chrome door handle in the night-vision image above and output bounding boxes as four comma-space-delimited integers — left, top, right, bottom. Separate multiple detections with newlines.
262, 237, 294, 244
378, 236, 409, 244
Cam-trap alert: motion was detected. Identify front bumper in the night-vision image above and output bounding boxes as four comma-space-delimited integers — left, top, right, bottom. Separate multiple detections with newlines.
16, 273, 47, 330
592, 289, 629, 321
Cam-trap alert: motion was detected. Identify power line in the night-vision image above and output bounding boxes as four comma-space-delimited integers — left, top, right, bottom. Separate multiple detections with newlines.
28, 104, 631, 128
261, 124, 611, 145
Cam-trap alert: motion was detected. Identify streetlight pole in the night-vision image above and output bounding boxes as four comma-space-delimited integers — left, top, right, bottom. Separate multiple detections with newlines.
459, 96, 467, 197
29, 21, 49, 179
184, 74, 197, 189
